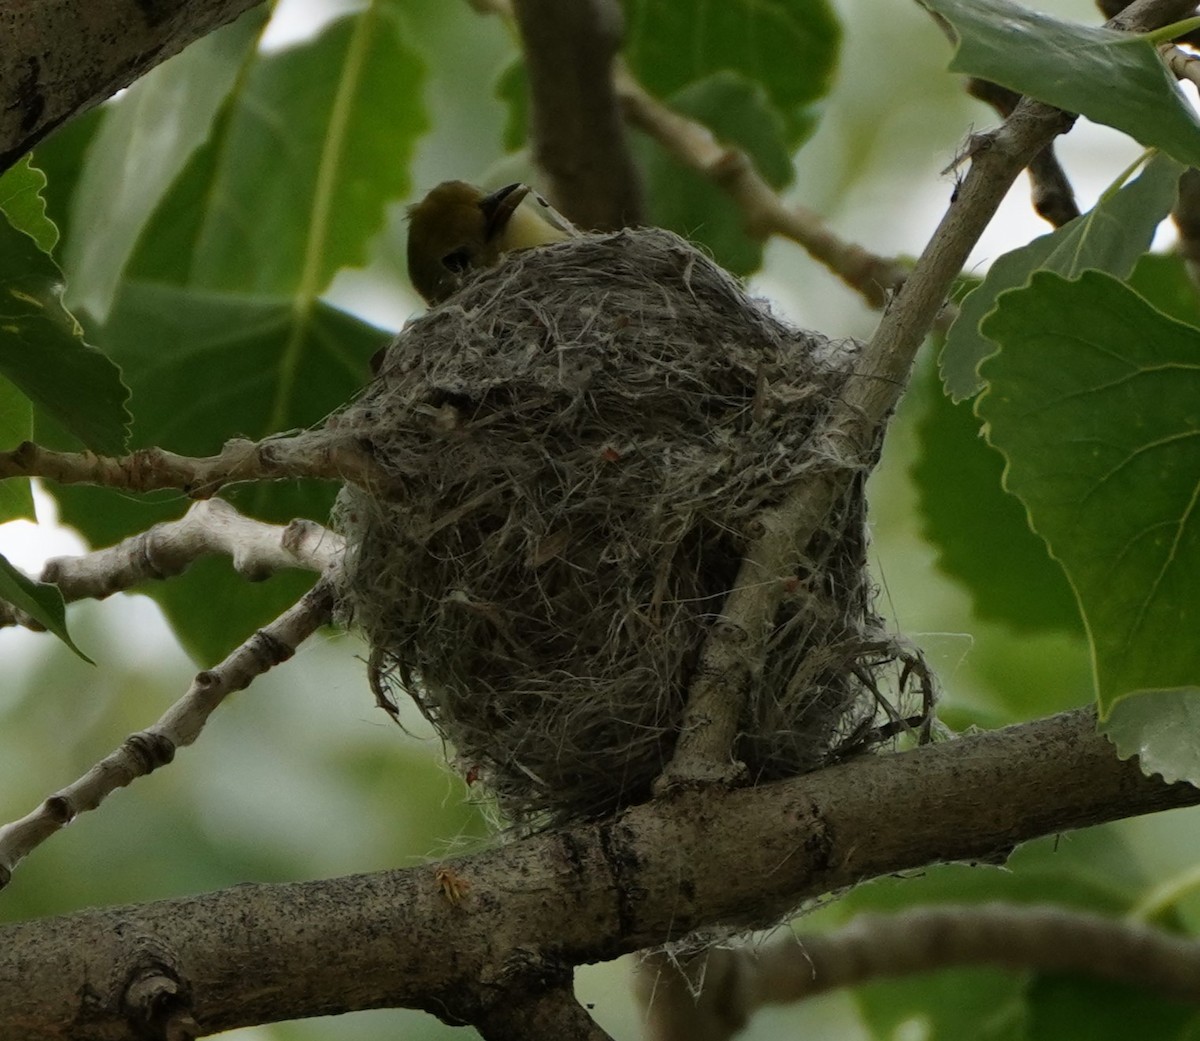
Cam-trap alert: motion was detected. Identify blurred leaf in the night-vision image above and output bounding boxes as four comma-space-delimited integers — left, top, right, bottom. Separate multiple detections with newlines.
496, 62, 528, 153
1026, 974, 1200, 1040
913, 356, 1081, 633
0, 155, 58, 253
636, 72, 798, 275
131, 7, 426, 298
62, 7, 268, 320
0, 552, 92, 663
977, 271, 1200, 719
0, 376, 34, 520
1102, 689, 1200, 786
1127, 251, 1200, 325
942, 153, 1181, 400
153, 556, 319, 666
0, 203, 130, 454
921, 0, 1200, 167
855, 968, 1026, 1041
623, 0, 840, 144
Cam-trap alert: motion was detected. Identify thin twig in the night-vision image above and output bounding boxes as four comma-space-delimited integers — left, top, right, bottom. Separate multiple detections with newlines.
0, 429, 379, 498
510, 0, 643, 229
613, 63, 908, 309
0, 578, 336, 888
0, 498, 343, 630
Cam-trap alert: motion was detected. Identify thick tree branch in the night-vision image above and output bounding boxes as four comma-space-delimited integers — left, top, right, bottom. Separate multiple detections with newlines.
1, 708, 1196, 1038
0, 0, 267, 172
510, 0, 643, 229
0, 499, 342, 631
0, 579, 336, 888
479, 985, 615, 1041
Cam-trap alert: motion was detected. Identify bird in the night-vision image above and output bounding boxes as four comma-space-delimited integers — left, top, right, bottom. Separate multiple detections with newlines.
406, 181, 576, 305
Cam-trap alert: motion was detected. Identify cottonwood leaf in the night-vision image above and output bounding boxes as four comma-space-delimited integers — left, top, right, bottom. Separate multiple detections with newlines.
0, 167, 130, 455
942, 152, 1181, 400
136, 6, 426, 298
623, 0, 840, 144
977, 270, 1200, 723
0, 552, 92, 663
0, 156, 58, 254
921, 0, 1200, 167
62, 8, 267, 320
912, 357, 1080, 633
0, 377, 34, 521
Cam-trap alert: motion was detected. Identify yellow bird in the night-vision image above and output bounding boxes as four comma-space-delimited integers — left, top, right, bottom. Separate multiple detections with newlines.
406, 181, 576, 305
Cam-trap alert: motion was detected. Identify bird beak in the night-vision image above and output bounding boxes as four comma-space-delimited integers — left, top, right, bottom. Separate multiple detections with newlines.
479, 183, 531, 242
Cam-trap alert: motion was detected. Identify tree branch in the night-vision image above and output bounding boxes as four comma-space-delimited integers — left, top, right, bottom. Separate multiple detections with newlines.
479, 984, 616, 1041
0, 0, 267, 172
1, 708, 1195, 1038
637, 903, 1200, 1041
964, 78, 1080, 227
0, 579, 336, 889
0, 431, 378, 498
0, 499, 342, 631
510, 0, 644, 229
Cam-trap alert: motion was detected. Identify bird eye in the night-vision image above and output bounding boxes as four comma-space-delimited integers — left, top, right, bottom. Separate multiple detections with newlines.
442, 248, 472, 273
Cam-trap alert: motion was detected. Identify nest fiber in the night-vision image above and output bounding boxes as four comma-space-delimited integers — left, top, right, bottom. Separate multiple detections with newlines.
333, 228, 917, 827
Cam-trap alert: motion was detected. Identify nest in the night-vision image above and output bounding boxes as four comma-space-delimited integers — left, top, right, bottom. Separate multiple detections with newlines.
332, 228, 928, 827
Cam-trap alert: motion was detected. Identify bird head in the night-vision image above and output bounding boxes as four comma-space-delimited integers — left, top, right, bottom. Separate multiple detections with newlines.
406, 181, 573, 304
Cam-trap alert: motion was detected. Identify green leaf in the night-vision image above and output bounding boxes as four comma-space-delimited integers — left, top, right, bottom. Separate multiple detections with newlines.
138, 6, 426, 299
0, 376, 34, 521
912, 355, 1081, 633
856, 969, 1027, 1041
0, 552, 92, 663
30, 106, 106, 255
0, 211, 130, 455
0, 156, 58, 253
920, 0, 1200, 167
977, 270, 1200, 718
62, 7, 267, 321
1101, 688, 1200, 785
636, 72, 797, 275
942, 152, 1182, 400
1127, 251, 1200, 326
623, 0, 840, 145
100, 282, 383, 455
1026, 974, 1200, 1041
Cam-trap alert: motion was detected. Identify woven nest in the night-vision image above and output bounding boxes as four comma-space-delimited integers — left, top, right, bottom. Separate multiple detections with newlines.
332, 228, 928, 828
